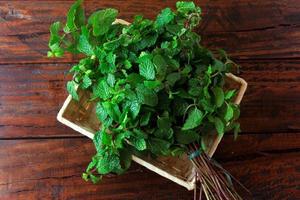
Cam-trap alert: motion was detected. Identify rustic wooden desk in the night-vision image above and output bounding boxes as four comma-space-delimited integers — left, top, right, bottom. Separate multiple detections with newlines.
0, 1, 299, 199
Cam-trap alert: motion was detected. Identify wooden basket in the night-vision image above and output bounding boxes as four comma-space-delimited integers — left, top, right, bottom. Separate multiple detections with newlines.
57, 73, 247, 190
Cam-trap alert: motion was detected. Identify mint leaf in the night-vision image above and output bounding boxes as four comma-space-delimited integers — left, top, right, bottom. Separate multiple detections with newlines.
148, 137, 171, 155
176, 1, 196, 13
96, 150, 121, 174
48, 22, 64, 57
213, 87, 224, 107
140, 112, 151, 126
106, 52, 116, 65
129, 137, 147, 151
153, 54, 167, 79
225, 90, 236, 100
67, 81, 79, 101
224, 104, 234, 122
49, 22, 61, 46
93, 80, 112, 100
136, 84, 158, 107
138, 53, 156, 80
128, 99, 141, 119
65, 0, 85, 33
155, 8, 174, 28
94, 129, 112, 147
115, 131, 131, 148
214, 117, 224, 136
82, 75, 92, 88
102, 102, 121, 122
182, 108, 203, 130
78, 34, 93, 56
166, 72, 181, 86
107, 74, 115, 87
88, 8, 118, 36
157, 117, 172, 131
144, 80, 161, 90
175, 130, 199, 144
96, 102, 108, 122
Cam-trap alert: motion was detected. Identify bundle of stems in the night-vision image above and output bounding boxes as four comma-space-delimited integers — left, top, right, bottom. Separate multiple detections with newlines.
189, 144, 244, 200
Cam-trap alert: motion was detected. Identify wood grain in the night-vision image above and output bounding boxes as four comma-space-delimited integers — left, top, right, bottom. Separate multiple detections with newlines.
0, 0, 299, 199
216, 132, 300, 160
223, 152, 300, 200
1, 0, 300, 64
0, 139, 192, 200
0, 138, 299, 200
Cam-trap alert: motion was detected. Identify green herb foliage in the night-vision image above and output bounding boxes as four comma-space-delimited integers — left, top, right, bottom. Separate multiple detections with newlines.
48, 0, 241, 183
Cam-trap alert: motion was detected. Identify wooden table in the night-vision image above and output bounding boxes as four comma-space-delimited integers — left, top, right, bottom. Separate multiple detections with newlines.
0, 1, 299, 199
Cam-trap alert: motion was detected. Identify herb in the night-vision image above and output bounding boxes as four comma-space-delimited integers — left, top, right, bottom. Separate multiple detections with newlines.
48, 0, 241, 183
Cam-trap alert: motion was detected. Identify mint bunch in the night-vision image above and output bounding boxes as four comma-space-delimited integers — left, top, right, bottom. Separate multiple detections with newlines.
48, 0, 241, 183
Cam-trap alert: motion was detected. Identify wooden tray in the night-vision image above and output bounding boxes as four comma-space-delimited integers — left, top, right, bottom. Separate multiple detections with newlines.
57, 72, 247, 190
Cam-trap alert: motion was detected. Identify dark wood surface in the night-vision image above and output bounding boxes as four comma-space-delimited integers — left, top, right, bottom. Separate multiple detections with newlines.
0, 0, 299, 199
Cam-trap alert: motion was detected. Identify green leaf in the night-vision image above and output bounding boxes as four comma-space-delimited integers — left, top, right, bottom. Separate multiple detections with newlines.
49, 22, 61, 46
136, 84, 158, 107
65, 0, 85, 32
82, 75, 92, 89
115, 131, 131, 148
224, 104, 234, 122
88, 8, 118, 36
99, 130, 112, 146
48, 22, 64, 57
130, 137, 146, 151
214, 117, 224, 136
133, 129, 148, 139
96, 102, 108, 122
127, 73, 144, 87
86, 156, 98, 172
225, 90, 236, 100
213, 87, 224, 107
96, 150, 121, 174
93, 129, 111, 152
166, 72, 181, 87
128, 99, 141, 119
93, 80, 112, 100
232, 104, 240, 120
124, 60, 132, 69
102, 102, 121, 122
103, 38, 121, 50
140, 112, 151, 126
173, 98, 189, 116
176, 1, 196, 13
170, 147, 185, 156
148, 137, 171, 155
157, 117, 171, 131
175, 130, 199, 144
166, 24, 184, 36
153, 54, 167, 79
144, 80, 161, 90
107, 74, 115, 87
135, 33, 158, 51
78, 34, 93, 56
182, 108, 203, 130
106, 52, 116, 65
155, 8, 174, 28
67, 81, 79, 101
138, 53, 156, 80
